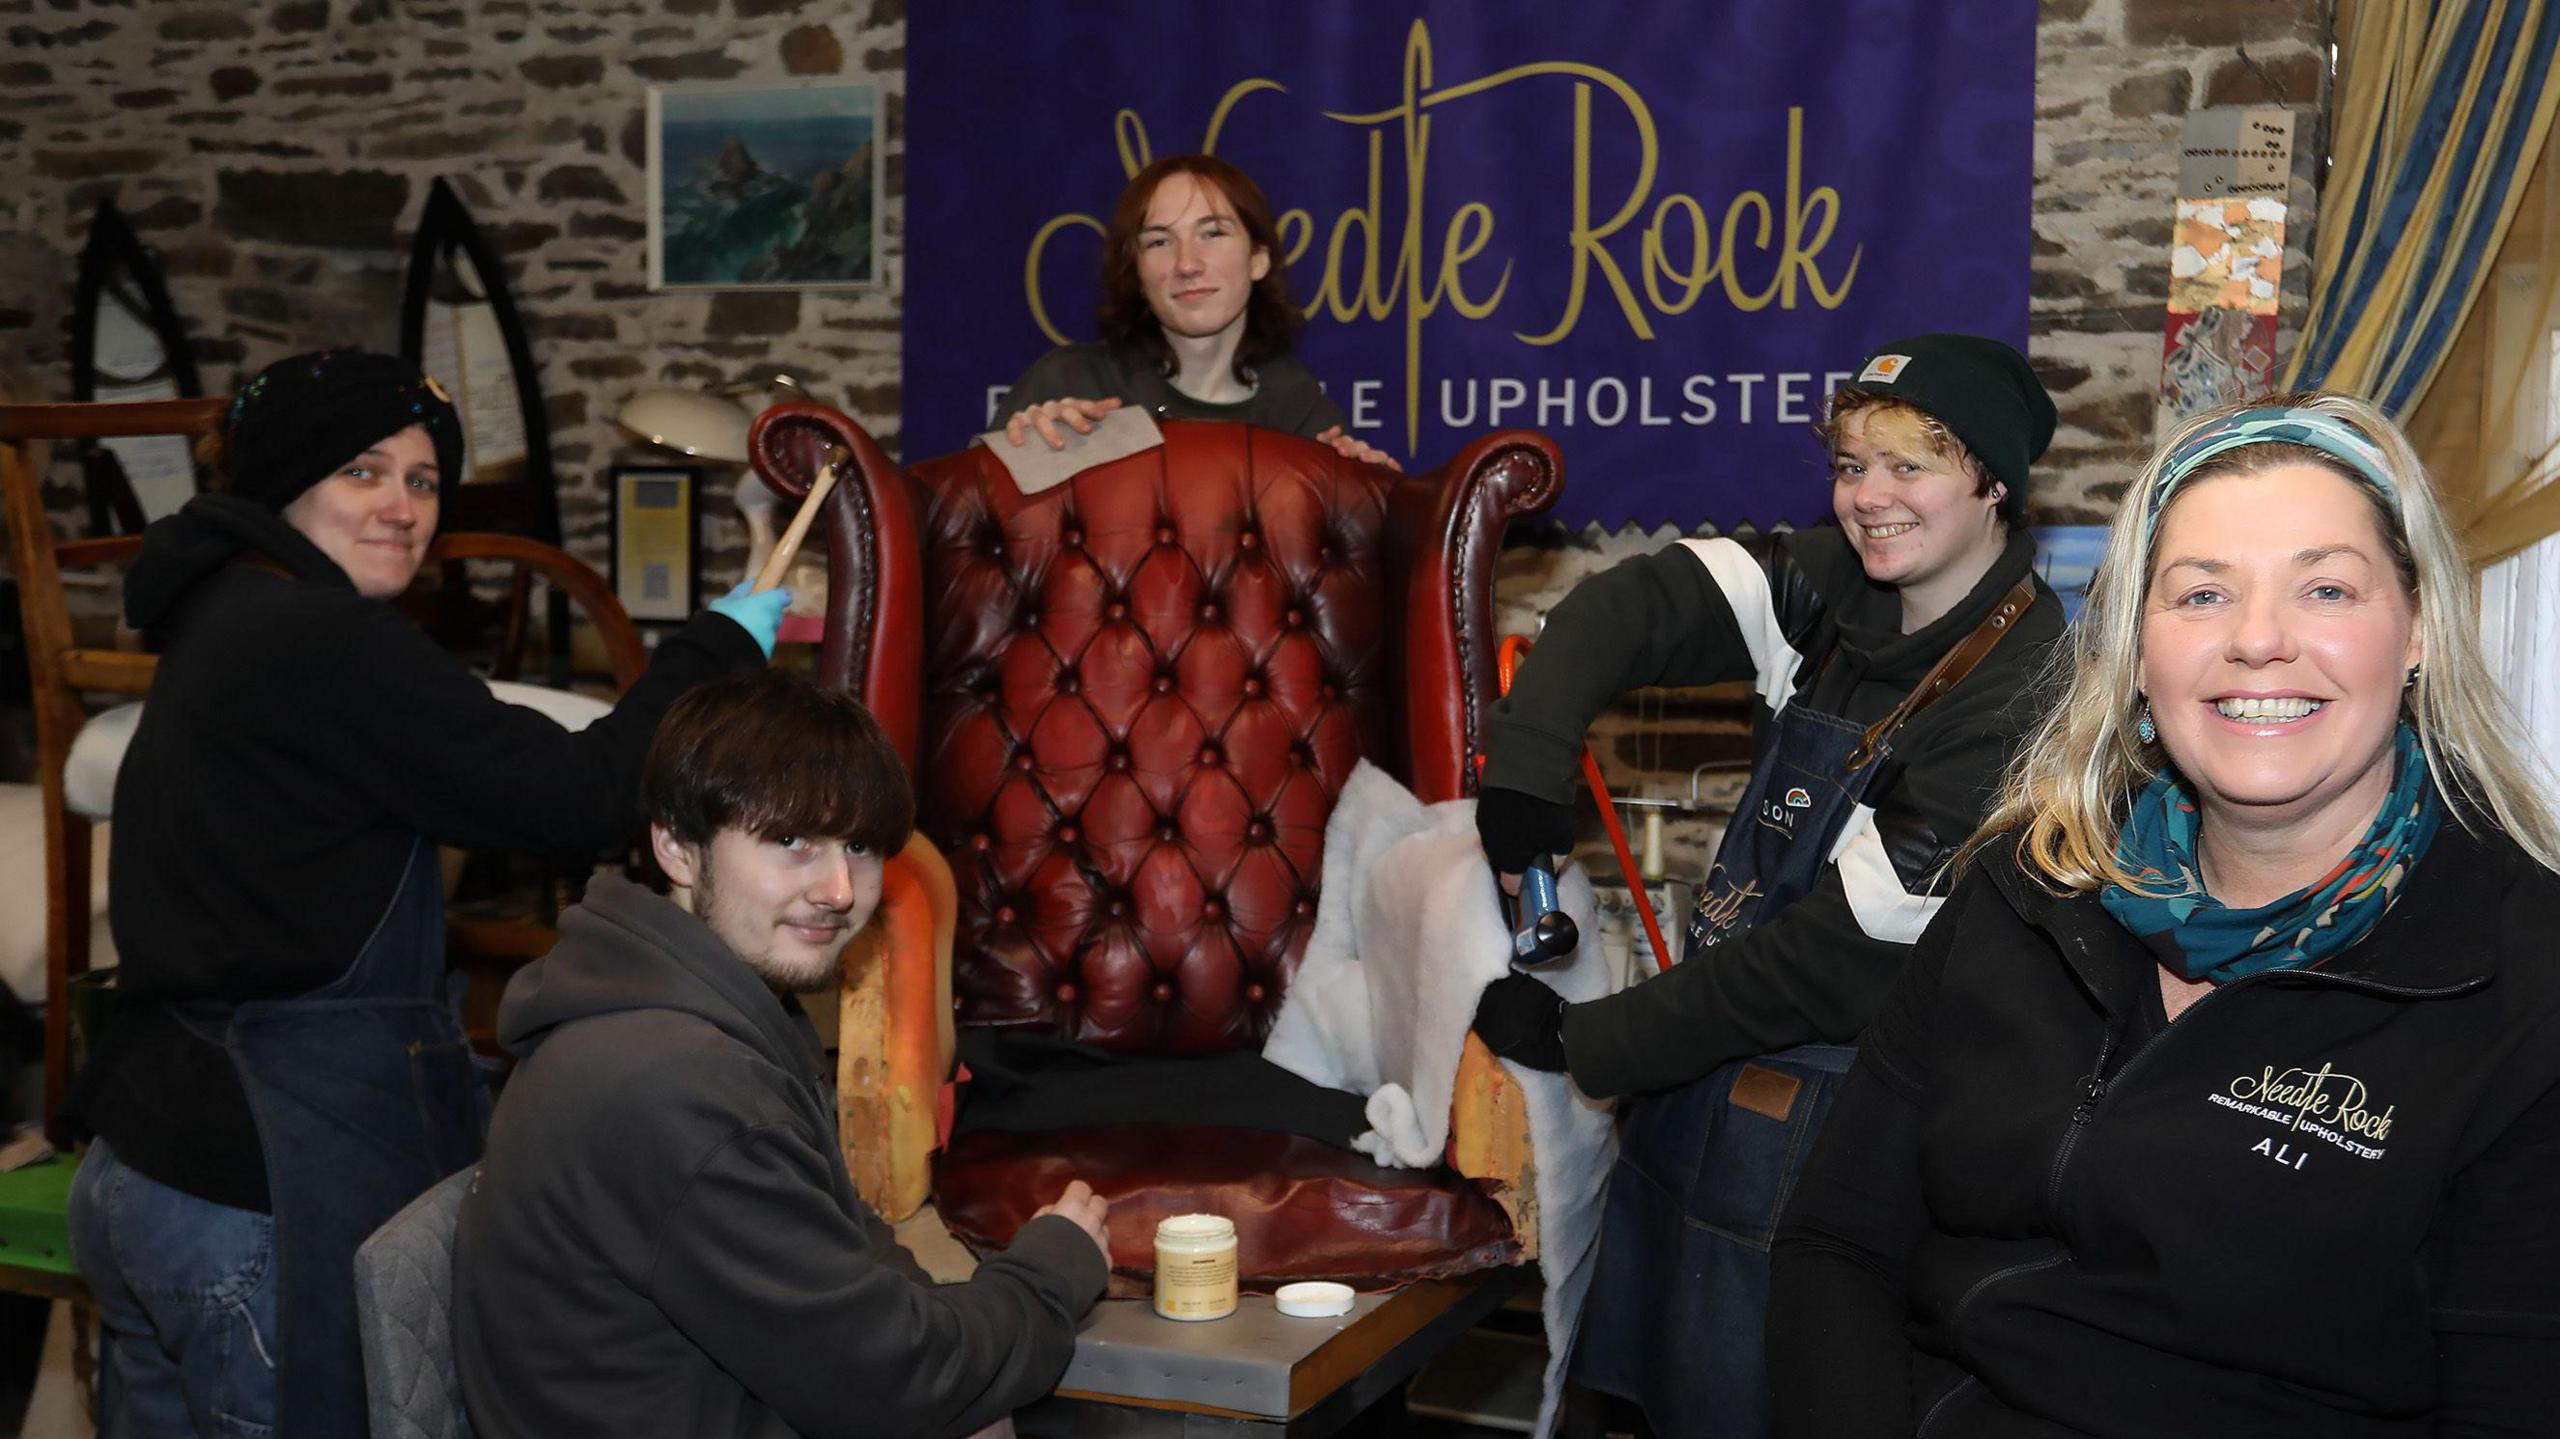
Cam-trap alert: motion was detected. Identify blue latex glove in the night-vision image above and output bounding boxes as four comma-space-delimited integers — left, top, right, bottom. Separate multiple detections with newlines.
707, 581, 790, 658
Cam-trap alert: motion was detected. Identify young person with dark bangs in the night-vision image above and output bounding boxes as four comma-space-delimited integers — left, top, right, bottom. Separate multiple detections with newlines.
455, 670, 1109, 1439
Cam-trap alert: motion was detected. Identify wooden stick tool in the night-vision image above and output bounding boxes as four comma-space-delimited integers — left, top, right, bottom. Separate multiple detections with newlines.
752, 451, 841, 593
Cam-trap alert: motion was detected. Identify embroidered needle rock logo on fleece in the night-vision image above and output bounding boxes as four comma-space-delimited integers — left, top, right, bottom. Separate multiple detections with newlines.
2206, 1061, 2396, 1167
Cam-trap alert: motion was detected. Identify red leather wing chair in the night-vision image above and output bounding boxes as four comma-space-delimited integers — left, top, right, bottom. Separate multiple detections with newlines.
752, 408, 1561, 1287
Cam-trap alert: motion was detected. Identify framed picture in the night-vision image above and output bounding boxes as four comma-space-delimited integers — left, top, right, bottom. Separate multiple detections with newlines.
646, 79, 882, 290
610, 465, 702, 624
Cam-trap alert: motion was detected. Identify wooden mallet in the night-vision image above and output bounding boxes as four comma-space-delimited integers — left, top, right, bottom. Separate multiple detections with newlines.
751, 448, 841, 593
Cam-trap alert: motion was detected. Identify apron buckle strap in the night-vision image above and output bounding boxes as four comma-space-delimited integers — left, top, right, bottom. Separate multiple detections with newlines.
1852, 575, 2039, 764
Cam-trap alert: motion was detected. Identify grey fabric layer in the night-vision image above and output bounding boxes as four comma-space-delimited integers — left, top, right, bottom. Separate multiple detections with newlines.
354, 1166, 478, 1439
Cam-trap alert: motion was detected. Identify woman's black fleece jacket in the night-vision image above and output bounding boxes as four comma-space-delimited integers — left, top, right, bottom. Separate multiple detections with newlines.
1771, 820, 2560, 1437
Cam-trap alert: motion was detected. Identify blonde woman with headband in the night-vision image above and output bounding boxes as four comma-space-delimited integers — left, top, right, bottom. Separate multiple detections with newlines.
1767, 393, 2560, 1438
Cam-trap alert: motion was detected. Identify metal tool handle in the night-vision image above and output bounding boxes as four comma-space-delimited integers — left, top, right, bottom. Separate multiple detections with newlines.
1509, 855, 1581, 969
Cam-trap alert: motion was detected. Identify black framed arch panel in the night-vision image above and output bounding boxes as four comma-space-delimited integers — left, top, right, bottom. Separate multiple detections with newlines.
70, 199, 203, 534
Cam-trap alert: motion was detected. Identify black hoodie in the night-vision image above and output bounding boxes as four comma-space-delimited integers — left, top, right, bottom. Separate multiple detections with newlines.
454, 875, 1107, 1439
71, 494, 764, 1210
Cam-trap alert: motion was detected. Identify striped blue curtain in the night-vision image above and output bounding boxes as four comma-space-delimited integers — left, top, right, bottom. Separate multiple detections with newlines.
2284, 0, 2560, 414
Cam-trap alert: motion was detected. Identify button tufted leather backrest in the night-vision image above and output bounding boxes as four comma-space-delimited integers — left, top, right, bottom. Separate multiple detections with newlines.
915, 426, 1390, 1053
755, 411, 1563, 1059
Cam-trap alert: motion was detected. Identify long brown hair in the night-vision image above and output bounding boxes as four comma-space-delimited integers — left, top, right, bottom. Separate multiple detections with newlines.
1096, 153, 1302, 385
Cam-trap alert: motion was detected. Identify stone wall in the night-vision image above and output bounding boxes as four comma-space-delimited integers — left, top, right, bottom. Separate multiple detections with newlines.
0, 0, 2330, 896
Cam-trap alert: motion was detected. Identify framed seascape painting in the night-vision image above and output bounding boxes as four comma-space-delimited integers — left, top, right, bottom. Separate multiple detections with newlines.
646, 80, 881, 290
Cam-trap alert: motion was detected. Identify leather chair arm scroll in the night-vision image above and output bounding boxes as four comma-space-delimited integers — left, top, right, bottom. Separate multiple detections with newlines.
1383, 430, 1563, 803
746, 403, 926, 775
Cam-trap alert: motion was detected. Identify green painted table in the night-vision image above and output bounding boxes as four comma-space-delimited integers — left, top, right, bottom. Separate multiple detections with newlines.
0, 1157, 87, 1299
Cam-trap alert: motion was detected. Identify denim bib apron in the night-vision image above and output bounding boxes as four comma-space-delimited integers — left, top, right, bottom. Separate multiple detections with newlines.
218, 838, 483, 1435
1571, 578, 2034, 1438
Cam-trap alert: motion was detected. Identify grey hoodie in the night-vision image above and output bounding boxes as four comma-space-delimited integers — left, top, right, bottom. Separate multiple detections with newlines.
453, 874, 1106, 1438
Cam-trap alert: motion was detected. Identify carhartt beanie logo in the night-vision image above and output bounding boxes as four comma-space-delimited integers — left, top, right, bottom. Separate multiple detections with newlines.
1839, 334, 2056, 519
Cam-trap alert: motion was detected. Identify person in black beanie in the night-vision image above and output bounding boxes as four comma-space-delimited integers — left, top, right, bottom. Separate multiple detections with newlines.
1468, 334, 2068, 1437
61, 349, 786, 1437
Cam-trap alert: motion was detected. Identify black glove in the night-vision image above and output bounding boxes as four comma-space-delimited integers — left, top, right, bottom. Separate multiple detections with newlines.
1476, 786, 1576, 875
1471, 972, 1571, 1073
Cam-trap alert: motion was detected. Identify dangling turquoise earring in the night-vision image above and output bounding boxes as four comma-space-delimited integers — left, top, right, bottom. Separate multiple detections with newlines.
2135, 700, 2156, 745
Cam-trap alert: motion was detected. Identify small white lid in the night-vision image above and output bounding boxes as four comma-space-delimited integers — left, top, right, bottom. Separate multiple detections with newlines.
1273, 1281, 1356, 1318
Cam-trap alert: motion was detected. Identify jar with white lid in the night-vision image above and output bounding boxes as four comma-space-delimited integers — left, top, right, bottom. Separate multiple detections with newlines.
1152, 1213, 1239, 1321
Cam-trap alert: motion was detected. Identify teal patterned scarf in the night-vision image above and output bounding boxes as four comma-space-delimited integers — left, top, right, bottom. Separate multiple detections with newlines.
2100, 725, 2442, 983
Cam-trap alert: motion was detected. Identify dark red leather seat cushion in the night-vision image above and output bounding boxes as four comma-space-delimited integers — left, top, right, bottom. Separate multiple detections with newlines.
934, 1122, 1522, 1289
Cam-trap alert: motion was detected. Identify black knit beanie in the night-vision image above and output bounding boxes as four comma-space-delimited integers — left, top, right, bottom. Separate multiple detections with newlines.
1834, 334, 2056, 520
222, 349, 464, 510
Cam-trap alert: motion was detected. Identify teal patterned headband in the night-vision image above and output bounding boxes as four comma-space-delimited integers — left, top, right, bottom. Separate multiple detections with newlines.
2145, 407, 2401, 550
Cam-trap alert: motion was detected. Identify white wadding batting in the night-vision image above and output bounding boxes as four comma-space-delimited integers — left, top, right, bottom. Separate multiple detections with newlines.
1263, 760, 1624, 1439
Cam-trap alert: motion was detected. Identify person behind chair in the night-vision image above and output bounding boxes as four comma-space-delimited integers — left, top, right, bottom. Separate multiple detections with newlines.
61, 349, 786, 1438
1465, 335, 2066, 1435
1769, 393, 2560, 1435
994, 151, 1396, 468
454, 670, 1110, 1439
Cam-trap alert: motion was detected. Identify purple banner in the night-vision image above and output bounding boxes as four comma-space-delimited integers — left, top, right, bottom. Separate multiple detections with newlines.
906, 3, 2035, 530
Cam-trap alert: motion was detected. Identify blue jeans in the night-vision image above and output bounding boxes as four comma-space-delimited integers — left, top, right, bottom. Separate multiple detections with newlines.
67, 1138, 279, 1438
